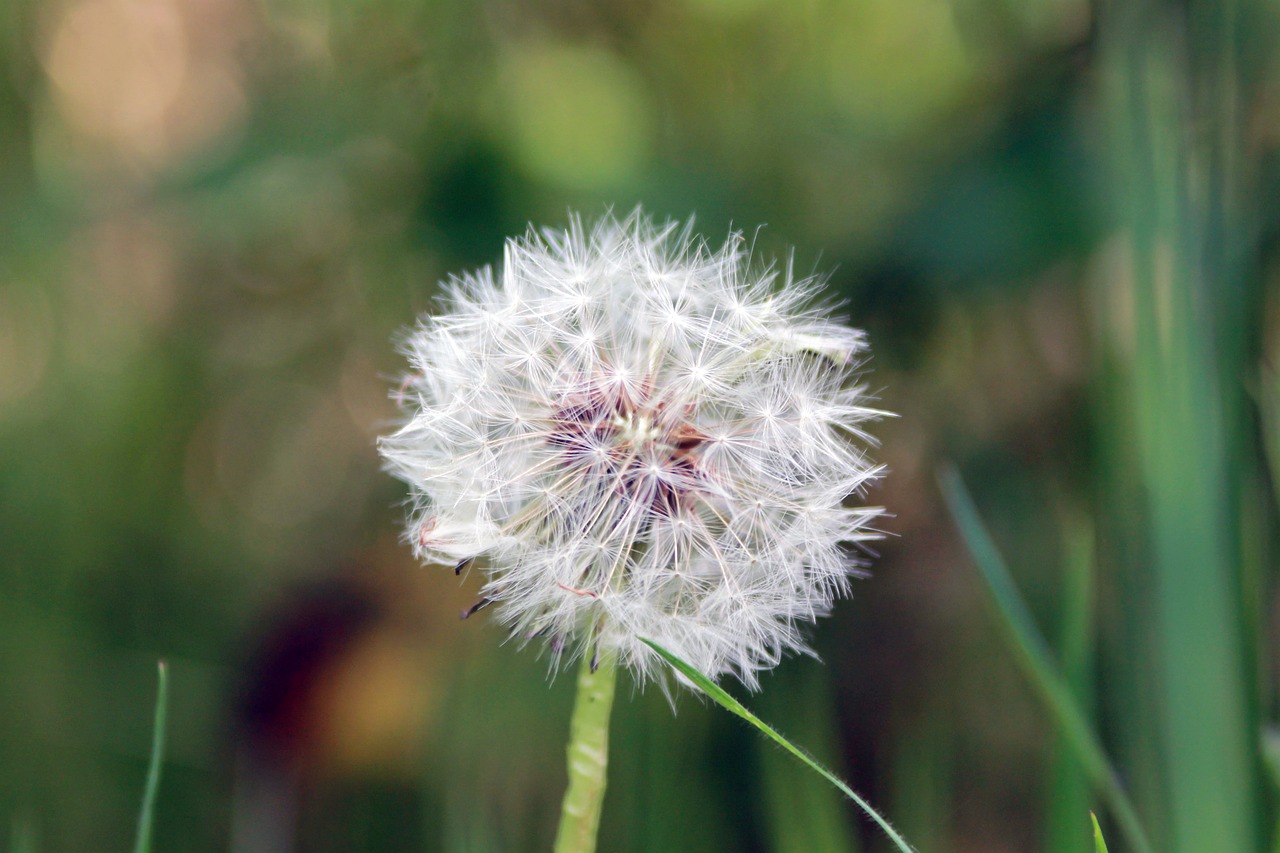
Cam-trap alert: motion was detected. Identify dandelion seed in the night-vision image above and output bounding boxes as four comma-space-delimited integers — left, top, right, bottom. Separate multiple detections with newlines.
379, 210, 888, 687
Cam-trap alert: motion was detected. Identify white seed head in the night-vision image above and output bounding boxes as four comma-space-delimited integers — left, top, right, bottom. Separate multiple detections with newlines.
379, 210, 888, 687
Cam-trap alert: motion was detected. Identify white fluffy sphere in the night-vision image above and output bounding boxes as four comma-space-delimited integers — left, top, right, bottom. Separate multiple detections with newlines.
379, 211, 887, 686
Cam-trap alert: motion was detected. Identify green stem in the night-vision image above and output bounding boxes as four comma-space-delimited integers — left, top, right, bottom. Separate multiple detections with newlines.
553, 648, 618, 853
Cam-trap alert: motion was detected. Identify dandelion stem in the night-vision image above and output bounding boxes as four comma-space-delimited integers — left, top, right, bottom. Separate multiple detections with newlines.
553, 645, 618, 853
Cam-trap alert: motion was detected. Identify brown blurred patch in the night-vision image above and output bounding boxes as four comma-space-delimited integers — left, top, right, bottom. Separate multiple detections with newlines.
38, 0, 252, 177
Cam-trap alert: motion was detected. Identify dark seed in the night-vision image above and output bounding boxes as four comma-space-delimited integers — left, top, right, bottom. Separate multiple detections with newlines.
460, 597, 493, 620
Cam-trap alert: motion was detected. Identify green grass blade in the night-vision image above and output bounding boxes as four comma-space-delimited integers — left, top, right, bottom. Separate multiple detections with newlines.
641, 638, 915, 853
755, 664, 861, 853
1092, 813, 1110, 853
937, 466, 1152, 853
1099, 4, 1261, 849
133, 660, 169, 853
1045, 516, 1096, 853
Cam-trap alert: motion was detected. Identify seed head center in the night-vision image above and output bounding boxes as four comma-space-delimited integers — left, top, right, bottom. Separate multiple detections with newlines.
547, 381, 712, 519
612, 410, 662, 447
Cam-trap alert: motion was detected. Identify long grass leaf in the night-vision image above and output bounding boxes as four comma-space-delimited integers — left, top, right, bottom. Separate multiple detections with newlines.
133, 661, 169, 853
1092, 813, 1110, 853
1100, 3, 1261, 849
937, 466, 1152, 853
641, 638, 914, 853
1045, 516, 1096, 853
756, 664, 860, 853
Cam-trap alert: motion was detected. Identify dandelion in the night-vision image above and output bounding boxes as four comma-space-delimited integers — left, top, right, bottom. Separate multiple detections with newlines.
379, 210, 894, 853
379, 210, 887, 687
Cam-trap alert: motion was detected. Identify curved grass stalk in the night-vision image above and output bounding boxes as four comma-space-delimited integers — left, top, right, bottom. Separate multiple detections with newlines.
938, 465, 1152, 853
642, 638, 915, 853
133, 661, 169, 853
1092, 813, 1111, 853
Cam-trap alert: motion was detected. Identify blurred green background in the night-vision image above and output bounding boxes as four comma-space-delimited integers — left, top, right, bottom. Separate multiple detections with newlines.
2, 0, 1279, 850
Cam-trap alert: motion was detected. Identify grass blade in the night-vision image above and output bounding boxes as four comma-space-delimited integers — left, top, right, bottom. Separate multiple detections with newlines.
755, 663, 861, 853
1045, 516, 1096, 853
1099, 3, 1261, 849
641, 638, 915, 853
1092, 813, 1110, 853
133, 660, 169, 853
937, 465, 1152, 853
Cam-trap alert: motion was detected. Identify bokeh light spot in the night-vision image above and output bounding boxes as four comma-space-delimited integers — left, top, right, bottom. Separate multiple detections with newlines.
824, 0, 974, 136
499, 43, 654, 190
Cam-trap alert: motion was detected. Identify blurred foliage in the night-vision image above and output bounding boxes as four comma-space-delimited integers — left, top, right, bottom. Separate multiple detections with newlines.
2, 0, 1279, 851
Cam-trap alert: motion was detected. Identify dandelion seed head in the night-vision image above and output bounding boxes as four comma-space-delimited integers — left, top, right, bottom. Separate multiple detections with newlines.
379, 210, 888, 687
